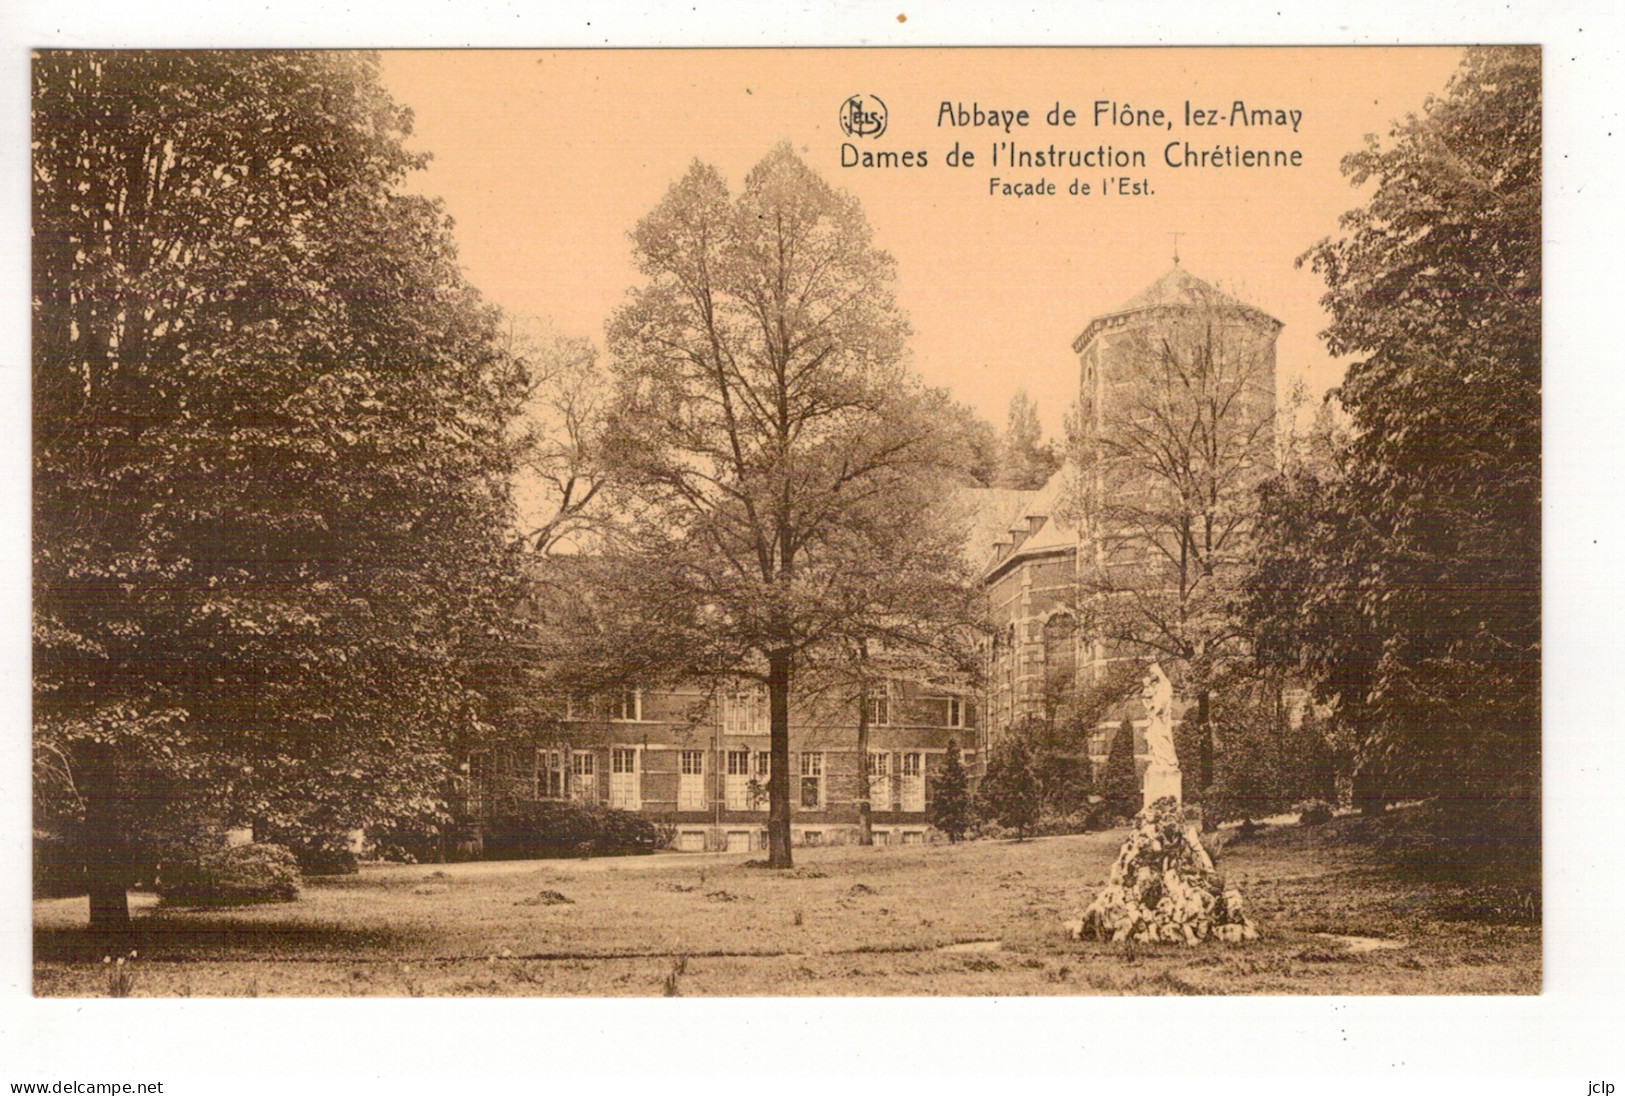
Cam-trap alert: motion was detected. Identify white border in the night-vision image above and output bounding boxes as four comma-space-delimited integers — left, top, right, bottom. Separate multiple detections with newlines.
4, 1, 1622, 1087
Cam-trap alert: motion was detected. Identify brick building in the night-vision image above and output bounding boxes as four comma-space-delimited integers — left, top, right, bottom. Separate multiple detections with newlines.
460, 677, 978, 852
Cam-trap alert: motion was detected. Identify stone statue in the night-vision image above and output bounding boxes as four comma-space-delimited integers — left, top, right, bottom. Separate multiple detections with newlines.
1141, 663, 1177, 768
1139, 662, 1181, 807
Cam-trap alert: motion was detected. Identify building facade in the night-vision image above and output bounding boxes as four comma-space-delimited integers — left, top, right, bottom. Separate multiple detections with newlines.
461, 677, 978, 852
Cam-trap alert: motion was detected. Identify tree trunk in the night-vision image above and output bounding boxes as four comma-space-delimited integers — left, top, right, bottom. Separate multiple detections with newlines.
1197, 689, 1214, 791
767, 648, 794, 868
81, 746, 131, 937
856, 666, 872, 846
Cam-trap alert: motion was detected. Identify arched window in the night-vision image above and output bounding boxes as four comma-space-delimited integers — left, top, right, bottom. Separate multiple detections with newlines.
1042, 613, 1077, 719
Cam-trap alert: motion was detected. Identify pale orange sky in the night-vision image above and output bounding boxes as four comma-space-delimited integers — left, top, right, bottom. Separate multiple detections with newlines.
379, 48, 1464, 438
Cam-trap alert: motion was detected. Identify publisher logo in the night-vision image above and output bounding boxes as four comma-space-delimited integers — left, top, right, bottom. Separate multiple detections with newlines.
839, 95, 888, 139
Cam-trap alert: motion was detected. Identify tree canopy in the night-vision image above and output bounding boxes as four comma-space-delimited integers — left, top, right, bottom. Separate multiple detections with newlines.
32, 52, 529, 928
994, 389, 1061, 490
584, 144, 980, 866
1255, 47, 1541, 808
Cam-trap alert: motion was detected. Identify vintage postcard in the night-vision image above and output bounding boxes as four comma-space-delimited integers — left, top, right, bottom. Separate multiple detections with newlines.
31, 46, 1540, 1004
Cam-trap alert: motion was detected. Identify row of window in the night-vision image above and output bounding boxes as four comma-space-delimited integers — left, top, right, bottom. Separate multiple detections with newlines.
524, 748, 932, 812
674, 829, 928, 852
562, 687, 973, 729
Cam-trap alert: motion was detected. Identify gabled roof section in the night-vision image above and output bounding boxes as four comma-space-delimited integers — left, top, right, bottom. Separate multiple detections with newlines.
961, 464, 1080, 581
957, 486, 1038, 569
1072, 265, 1282, 353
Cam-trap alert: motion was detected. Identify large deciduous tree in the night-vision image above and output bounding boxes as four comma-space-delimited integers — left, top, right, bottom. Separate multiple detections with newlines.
596, 144, 976, 867
33, 52, 528, 931
1255, 47, 1540, 810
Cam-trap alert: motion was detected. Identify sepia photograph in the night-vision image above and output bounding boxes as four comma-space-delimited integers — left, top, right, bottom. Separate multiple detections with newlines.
30, 44, 1541, 1001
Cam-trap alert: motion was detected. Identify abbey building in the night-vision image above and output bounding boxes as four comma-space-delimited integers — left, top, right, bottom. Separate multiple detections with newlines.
460, 264, 1279, 851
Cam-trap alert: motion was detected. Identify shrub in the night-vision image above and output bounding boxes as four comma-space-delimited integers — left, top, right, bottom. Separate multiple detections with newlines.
976, 736, 1041, 838
1099, 718, 1141, 818
284, 840, 359, 875
1204, 682, 1342, 823
33, 827, 86, 899
1028, 808, 1095, 837
928, 740, 973, 842
485, 801, 669, 859
1296, 799, 1335, 826
157, 843, 301, 906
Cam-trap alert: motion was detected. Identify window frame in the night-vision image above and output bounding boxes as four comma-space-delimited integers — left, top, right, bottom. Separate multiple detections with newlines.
611, 688, 641, 722
535, 749, 565, 799
799, 751, 824, 810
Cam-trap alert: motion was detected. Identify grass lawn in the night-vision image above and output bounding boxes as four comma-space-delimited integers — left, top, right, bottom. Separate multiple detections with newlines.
33, 810, 1540, 997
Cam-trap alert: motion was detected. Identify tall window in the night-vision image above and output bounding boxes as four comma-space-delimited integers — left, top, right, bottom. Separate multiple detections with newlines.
721, 683, 766, 735
571, 750, 596, 802
724, 749, 752, 811
609, 747, 639, 809
1043, 613, 1077, 715
901, 751, 925, 812
752, 751, 771, 811
679, 749, 707, 811
865, 692, 889, 726
948, 697, 964, 728
868, 750, 892, 808
535, 749, 565, 799
799, 752, 824, 810
1005, 623, 1017, 717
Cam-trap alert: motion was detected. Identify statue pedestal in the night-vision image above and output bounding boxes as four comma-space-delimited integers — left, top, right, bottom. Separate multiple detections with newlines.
1142, 763, 1182, 809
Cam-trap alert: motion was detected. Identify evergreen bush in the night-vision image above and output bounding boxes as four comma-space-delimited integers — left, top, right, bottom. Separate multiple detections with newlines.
927, 740, 973, 842
1100, 718, 1141, 819
157, 843, 302, 906
485, 801, 670, 858
977, 736, 1041, 838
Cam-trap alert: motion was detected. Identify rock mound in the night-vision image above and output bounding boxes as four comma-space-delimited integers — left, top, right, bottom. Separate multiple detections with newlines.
1074, 797, 1258, 946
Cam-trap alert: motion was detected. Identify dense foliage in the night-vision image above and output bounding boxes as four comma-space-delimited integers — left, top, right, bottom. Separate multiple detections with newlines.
927, 739, 973, 842
484, 801, 671, 859
156, 843, 302, 906
1099, 718, 1142, 820
1202, 683, 1339, 824
994, 390, 1061, 490
33, 52, 529, 928
1256, 47, 1541, 809
976, 735, 1041, 838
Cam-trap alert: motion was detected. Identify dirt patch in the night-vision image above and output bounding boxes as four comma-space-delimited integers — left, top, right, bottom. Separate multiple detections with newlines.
515, 890, 574, 907
1315, 933, 1404, 953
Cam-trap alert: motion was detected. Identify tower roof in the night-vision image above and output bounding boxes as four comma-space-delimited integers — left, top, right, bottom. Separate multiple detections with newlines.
1072, 266, 1281, 353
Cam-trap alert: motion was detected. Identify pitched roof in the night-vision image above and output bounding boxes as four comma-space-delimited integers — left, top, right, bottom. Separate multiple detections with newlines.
959, 463, 1080, 579
1073, 265, 1281, 352
957, 485, 1039, 568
